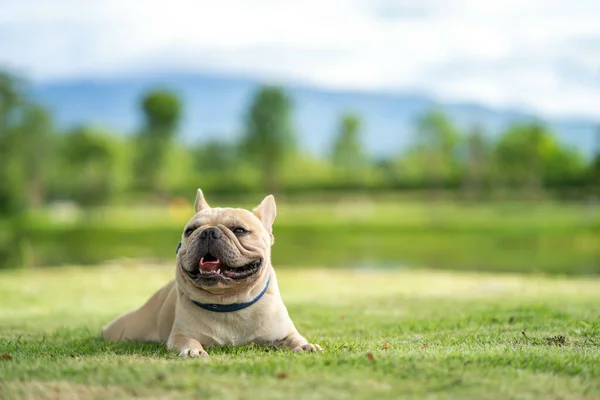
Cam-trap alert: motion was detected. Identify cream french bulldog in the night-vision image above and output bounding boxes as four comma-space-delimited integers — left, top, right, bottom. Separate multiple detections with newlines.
101, 189, 322, 357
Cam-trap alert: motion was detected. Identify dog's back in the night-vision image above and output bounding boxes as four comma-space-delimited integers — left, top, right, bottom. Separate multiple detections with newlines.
101, 280, 177, 343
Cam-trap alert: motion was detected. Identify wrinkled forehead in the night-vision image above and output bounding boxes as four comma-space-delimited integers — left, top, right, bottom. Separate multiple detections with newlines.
189, 207, 263, 230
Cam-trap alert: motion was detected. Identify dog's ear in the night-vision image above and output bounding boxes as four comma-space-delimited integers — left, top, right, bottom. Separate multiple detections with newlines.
253, 195, 276, 245
194, 189, 210, 213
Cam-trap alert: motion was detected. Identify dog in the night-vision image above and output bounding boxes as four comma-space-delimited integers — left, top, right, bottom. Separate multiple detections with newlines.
101, 189, 322, 357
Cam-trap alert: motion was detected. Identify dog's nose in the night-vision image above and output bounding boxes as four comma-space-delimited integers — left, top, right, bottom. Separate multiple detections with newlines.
200, 227, 222, 240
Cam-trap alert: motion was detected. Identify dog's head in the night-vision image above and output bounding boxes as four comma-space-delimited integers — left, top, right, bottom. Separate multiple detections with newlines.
176, 189, 276, 296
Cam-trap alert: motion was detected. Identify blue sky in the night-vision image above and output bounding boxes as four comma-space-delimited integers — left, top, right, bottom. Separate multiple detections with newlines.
1, 0, 599, 119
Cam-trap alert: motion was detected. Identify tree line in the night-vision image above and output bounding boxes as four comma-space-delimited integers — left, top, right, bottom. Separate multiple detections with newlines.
2, 69, 600, 215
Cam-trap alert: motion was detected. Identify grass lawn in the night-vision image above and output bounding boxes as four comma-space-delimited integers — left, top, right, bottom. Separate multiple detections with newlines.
1, 264, 599, 399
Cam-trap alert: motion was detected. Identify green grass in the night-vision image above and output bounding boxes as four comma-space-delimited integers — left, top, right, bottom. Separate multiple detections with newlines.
1, 265, 599, 399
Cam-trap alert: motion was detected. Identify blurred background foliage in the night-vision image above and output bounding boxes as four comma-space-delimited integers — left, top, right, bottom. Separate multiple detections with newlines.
1, 69, 599, 273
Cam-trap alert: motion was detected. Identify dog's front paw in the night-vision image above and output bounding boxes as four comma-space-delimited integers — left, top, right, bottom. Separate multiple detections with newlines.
292, 343, 323, 353
179, 346, 208, 358
168, 333, 208, 358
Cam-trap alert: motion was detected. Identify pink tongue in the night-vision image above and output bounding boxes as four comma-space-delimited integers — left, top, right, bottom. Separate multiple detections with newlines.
200, 257, 221, 271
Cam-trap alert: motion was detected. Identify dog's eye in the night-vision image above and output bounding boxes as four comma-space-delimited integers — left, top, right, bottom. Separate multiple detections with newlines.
233, 227, 249, 236
184, 227, 196, 237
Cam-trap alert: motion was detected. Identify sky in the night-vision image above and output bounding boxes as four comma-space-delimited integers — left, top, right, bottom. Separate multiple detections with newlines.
1, 0, 599, 119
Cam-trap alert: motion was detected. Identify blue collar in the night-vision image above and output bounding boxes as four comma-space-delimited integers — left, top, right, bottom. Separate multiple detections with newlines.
176, 241, 271, 313
191, 274, 271, 312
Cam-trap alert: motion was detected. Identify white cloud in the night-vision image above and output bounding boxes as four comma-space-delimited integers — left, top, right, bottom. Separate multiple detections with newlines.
1, 0, 599, 118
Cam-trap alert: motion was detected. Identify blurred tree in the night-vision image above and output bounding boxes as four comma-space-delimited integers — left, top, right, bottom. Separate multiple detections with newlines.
0, 71, 27, 216
57, 126, 118, 208
190, 139, 239, 192
0, 71, 25, 128
242, 85, 295, 194
0, 70, 42, 268
462, 124, 487, 199
494, 122, 585, 194
192, 139, 238, 174
134, 89, 182, 197
588, 126, 600, 193
543, 144, 586, 186
413, 108, 462, 197
17, 105, 54, 207
331, 113, 366, 183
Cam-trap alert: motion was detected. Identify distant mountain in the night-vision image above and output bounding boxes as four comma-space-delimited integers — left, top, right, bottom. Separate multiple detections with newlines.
29, 72, 599, 158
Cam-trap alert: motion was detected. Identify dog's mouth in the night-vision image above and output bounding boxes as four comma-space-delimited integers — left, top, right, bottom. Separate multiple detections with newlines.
185, 253, 262, 281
